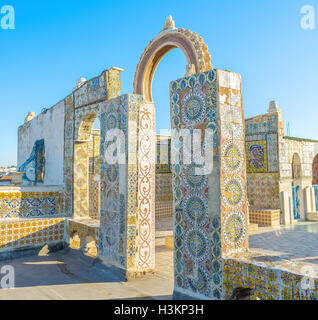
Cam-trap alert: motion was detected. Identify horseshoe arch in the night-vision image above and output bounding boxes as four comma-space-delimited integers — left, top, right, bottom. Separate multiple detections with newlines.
133, 16, 213, 101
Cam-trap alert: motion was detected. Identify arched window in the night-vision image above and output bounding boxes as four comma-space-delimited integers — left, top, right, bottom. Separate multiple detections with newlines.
292, 153, 302, 180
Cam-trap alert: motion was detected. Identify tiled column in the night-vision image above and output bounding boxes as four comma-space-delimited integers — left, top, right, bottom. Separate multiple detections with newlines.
73, 142, 89, 217
98, 95, 155, 279
170, 69, 248, 300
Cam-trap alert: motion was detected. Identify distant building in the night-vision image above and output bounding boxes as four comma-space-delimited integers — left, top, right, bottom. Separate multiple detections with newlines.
0, 176, 12, 186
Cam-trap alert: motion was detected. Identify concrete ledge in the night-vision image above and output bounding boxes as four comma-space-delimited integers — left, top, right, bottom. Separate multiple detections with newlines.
0, 185, 64, 193
248, 223, 259, 234
307, 212, 318, 222
165, 236, 174, 249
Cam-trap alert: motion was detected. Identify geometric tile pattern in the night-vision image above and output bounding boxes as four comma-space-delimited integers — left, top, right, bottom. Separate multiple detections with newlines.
245, 113, 280, 210
88, 131, 100, 220
0, 218, 65, 251
223, 259, 318, 300
249, 208, 280, 226
170, 69, 248, 300
63, 67, 122, 219
98, 94, 156, 276
169, 69, 247, 299
219, 70, 248, 259
0, 191, 64, 219
246, 140, 268, 173
155, 201, 173, 218
99, 96, 126, 268
74, 74, 106, 109
63, 95, 74, 217
155, 173, 173, 203
73, 142, 89, 217
170, 71, 219, 299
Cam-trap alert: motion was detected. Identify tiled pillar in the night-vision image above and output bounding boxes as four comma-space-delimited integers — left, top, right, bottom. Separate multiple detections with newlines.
73, 142, 89, 217
98, 94, 155, 278
170, 70, 248, 300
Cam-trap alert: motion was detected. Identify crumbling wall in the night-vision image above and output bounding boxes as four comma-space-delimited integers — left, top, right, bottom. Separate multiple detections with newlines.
17, 100, 65, 186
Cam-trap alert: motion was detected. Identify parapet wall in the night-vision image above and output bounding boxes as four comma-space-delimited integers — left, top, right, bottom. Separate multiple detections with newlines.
0, 185, 66, 254
245, 111, 280, 209
17, 100, 65, 186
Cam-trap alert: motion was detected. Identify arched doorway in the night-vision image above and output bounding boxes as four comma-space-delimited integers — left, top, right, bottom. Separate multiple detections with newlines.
134, 16, 214, 286
292, 153, 302, 181
312, 154, 318, 185
312, 154, 318, 211
98, 17, 247, 300
152, 49, 187, 281
292, 153, 302, 220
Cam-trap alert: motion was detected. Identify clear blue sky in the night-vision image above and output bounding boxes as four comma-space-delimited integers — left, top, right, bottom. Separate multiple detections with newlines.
0, 0, 317, 166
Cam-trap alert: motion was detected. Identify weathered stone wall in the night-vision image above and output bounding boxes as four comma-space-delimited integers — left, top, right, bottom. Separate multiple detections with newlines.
279, 137, 318, 180
18, 100, 65, 186
279, 136, 318, 221
245, 109, 280, 210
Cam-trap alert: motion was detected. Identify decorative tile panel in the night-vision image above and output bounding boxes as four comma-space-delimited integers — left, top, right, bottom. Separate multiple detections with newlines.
0, 191, 64, 219
0, 218, 65, 252
170, 69, 246, 300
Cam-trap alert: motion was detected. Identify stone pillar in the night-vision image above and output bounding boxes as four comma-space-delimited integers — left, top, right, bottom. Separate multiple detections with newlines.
170, 69, 248, 300
304, 187, 312, 215
304, 186, 316, 216
311, 187, 316, 212
281, 190, 291, 224
98, 94, 155, 279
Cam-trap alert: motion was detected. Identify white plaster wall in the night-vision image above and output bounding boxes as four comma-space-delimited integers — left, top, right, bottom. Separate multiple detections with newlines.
17, 100, 65, 186
279, 138, 318, 179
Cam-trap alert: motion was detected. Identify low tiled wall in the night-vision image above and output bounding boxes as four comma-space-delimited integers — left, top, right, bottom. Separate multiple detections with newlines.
249, 208, 280, 226
0, 186, 64, 219
0, 217, 66, 252
0, 185, 66, 254
68, 218, 99, 258
223, 254, 318, 300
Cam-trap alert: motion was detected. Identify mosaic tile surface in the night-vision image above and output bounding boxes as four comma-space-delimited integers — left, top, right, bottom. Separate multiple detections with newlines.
170, 70, 247, 300
0, 218, 65, 251
63, 68, 122, 219
0, 191, 64, 219
223, 257, 318, 300
18, 139, 45, 183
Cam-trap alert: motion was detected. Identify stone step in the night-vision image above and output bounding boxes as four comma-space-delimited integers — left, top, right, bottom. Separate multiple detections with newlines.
155, 230, 173, 246
248, 223, 259, 234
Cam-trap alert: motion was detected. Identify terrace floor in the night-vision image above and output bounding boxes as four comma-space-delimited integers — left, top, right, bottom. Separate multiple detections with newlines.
0, 219, 317, 299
